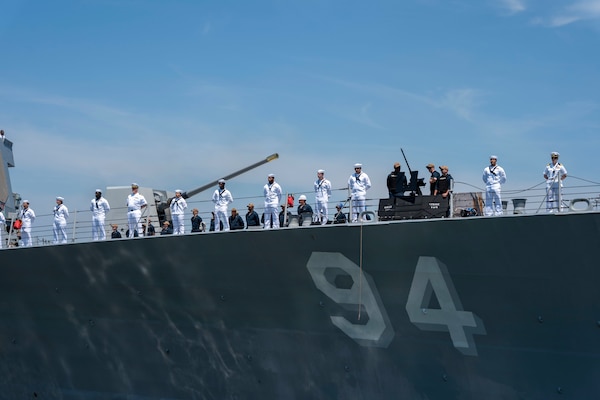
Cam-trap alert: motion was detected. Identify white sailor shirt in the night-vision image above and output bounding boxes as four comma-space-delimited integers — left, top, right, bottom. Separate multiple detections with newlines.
348, 172, 371, 198
90, 197, 110, 217
482, 165, 507, 189
263, 182, 282, 207
127, 193, 147, 211
53, 204, 69, 222
314, 179, 332, 201
170, 197, 188, 215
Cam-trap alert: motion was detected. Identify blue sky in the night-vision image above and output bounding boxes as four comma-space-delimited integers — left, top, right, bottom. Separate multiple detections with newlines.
1, 0, 599, 216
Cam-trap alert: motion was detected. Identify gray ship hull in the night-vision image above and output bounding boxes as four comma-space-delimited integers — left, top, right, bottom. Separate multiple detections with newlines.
1, 212, 599, 399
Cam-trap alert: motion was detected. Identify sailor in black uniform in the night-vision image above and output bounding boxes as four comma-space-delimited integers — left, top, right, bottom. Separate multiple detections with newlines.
387, 162, 407, 198
334, 203, 347, 224
297, 195, 313, 226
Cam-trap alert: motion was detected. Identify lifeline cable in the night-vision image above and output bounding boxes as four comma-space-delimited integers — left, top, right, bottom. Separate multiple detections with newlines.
357, 222, 363, 321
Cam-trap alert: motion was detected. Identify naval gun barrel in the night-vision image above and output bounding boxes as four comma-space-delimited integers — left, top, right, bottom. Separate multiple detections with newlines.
181, 153, 279, 199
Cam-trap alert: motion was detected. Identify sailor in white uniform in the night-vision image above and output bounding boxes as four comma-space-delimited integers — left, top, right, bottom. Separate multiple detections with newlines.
0, 205, 5, 249
212, 179, 233, 231
543, 151, 568, 213
263, 174, 282, 229
482, 155, 507, 216
19, 200, 36, 246
90, 189, 110, 240
170, 189, 188, 235
53, 196, 69, 244
314, 169, 332, 225
126, 183, 147, 238
347, 163, 371, 222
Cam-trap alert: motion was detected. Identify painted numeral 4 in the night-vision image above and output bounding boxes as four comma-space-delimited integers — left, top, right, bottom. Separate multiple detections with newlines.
405, 256, 486, 356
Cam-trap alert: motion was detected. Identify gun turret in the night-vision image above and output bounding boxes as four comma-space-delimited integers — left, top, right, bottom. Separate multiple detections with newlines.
157, 153, 279, 223
103, 153, 280, 230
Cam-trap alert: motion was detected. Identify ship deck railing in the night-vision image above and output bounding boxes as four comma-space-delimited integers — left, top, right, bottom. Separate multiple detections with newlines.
2, 178, 600, 248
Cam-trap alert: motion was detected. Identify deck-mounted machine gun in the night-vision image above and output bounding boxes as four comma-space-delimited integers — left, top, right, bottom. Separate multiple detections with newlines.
401, 148, 425, 196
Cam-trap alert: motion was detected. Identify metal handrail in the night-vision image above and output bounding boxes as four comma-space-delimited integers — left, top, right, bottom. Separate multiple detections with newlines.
2, 180, 599, 248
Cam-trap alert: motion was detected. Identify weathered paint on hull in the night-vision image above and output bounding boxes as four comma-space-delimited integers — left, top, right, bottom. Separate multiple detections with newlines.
1, 212, 599, 399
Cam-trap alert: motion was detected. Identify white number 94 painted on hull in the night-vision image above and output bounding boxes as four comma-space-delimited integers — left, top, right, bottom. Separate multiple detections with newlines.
306, 253, 486, 356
